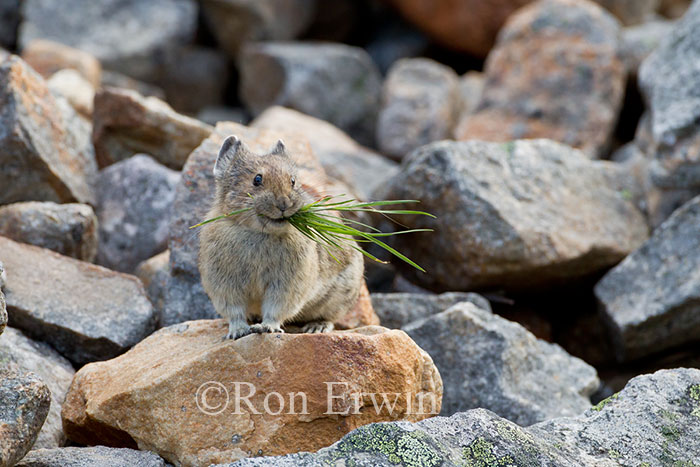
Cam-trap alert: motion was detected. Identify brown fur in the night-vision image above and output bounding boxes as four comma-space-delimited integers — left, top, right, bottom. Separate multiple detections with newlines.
198, 136, 364, 339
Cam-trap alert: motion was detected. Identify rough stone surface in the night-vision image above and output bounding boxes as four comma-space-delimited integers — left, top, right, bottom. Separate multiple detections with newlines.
19, 0, 198, 81
48, 69, 95, 118
96, 155, 179, 273
0, 236, 156, 366
377, 58, 459, 160
92, 87, 213, 170
592, 0, 659, 25
0, 56, 97, 205
135, 250, 170, 325
595, 195, 700, 362
456, 0, 625, 159
239, 42, 382, 145
251, 106, 399, 201
370, 292, 491, 329
620, 18, 674, 75
201, 0, 316, 57
62, 322, 442, 466
16, 447, 167, 467
0, 267, 5, 335
21, 39, 101, 87
232, 368, 700, 467
455, 71, 485, 128
0, 327, 74, 449
638, 0, 700, 189
100, 70, 166, 100
0, 201, 98, 262
405, 302, 598, 423
383, 139, 648, 291
0, 365, 51, 467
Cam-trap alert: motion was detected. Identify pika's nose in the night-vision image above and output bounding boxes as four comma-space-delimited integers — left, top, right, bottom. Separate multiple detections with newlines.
277, 196, 293, 214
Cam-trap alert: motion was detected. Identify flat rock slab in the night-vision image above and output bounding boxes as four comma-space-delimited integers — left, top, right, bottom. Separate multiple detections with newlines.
0, 236, 156, 366
62, 321, 442, 466
16, 446, 167, 467
595, 195, 700, 361
370, 292, 491, 329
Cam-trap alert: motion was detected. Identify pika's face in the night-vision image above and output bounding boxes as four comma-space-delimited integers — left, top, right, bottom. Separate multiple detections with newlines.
213, 136, 306, 234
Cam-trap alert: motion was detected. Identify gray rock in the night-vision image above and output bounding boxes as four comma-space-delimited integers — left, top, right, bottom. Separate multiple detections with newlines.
377, 58, 459, 160
0, 202, 98, 262
0, 291, 5, 337
92, 87, 213, 170
100, 70, 166, 101
592, 0, 659, 25
455, 71, 485, 127
135, 250, 170, 325
251, 106, 399, 201
96, 155, 179, 273
0, 56, 97, 205
16, 446, 167, 467
196, 106, 248, 126
239, 42, 382, 145
0, 236, 156, 366
0, 0, 19, 49
370, 292, 491, 329
365, 20, 429, 75
383, 139, 649, 291
0, 366, 51, 467
639, 1, 700, 189
201, 0, 316, 57
232, 368, 700, 466
0, 328, 74, 449
620, 18, 674, 76
404, 302, 598, 423
595, 195, 700, 361
19, 0, 197, 81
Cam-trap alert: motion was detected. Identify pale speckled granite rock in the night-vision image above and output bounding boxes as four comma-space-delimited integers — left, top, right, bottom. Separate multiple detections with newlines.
16, 447, 167, 467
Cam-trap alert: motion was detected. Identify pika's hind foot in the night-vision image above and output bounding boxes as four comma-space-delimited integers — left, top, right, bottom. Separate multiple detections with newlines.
225, 321, 252, 340
250, 322, 284, 334
302, 321, 334, 334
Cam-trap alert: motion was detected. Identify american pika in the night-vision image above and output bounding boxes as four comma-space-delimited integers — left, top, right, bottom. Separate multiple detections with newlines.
199, 136, 364, 339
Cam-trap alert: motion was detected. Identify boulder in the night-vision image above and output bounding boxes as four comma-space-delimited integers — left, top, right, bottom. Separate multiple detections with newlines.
96, 155, 180, 273
382, 139, 648, 291
0, 201, 98, 262
16, 447, 167, 467
92, 87, 213, 170
405, 302, 598, 423
19, 0, 197, 81
592, 0, 659, 25
455, 0, 625, 159
0, 365, 51, 467
48, 69, 95, 118
638, 0, 700, 189
232, 368, 700, 466
377, 58, 460, 160
595, 195, 700, 361
135, 250, 170, 325
455, 71, 485, 127
0, 236, 156, 366
21, 39, 101, 86
200, 0, 316, 57
0, 290, 5, 337
251, 106, 399, 201
62, 321, 442, 466
0, 56, 97, 205
239, 42, 382, 145
620, 19, 674, 76
370, 292, 491, 329
100, 70, 166, 100
0, 327, 74, 449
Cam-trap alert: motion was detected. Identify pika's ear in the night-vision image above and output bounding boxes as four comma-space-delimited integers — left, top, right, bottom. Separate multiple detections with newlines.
269, 139, 287, 156
214, 135, 243, 178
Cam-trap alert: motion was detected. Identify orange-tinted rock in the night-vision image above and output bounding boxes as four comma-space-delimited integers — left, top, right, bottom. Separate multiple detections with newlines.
21, 39, 101, 86
62, 321, 442, 466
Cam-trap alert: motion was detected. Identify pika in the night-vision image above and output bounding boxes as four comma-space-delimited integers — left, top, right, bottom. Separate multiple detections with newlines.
199, 136, 364, 339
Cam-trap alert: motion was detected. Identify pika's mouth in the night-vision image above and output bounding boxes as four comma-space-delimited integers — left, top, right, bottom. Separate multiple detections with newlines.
261, 215, 288, 224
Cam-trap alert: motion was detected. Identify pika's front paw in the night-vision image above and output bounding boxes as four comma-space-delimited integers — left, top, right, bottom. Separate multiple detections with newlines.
302, 321, 334, 334
250, 322, 284, 334
225, 322, 252, 340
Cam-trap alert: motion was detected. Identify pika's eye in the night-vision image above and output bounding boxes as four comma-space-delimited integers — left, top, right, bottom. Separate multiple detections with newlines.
253, 174, 263, 186
291, 176, 296, 187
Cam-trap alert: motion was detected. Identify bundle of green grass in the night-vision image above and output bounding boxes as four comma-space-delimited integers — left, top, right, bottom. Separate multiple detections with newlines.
191, 196, 434, 272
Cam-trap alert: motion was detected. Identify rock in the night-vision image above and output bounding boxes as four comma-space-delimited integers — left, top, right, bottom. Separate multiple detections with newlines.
659, 0, 691, 18
595, 195, 700, 361
135, 250, 170, 325
404, 302, 598, 422
21, 39, 101, 87
62, 321, 442, 466
0, 56, 97, 205
377, 58, 460, 160
47, 69, 95, 118
239, 42, 382, 146
16, 446, 167, 467
592, 0, 659, 25
333, 283, 380, 330
0, 0, 19, 49
92, 87, 213, 170
0, 236, 156, 366
371, 292, 491, 329
364, 20, 429, 75
19, 0, 198, 81
620, 19, 674, 75
382, 0, 533, 57
100, 70, 166, 101
455, 0, 625, 159
197, 106, 249, 126
0, 284, 5, 336
96, 155, 180, 273
455, 71, 485, 127
383, 139, 648, 291
0, 366, 51, 467
251, 106, 399, 201
0, 328, 74, 449
233, 368, 700, 466
200, 0, 316, 57
0, 201, 98, 262
638, 1, 700, 189
164, 121, 376, 327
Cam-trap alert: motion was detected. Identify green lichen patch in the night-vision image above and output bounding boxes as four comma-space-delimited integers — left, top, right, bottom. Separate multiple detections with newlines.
462, 437, 514, 467
661, 425, 681, 443
608, 449, 621, 459
591, 392, 620, 412
496, 421, 537, 454
689, 384, 700, 419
